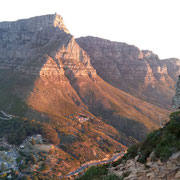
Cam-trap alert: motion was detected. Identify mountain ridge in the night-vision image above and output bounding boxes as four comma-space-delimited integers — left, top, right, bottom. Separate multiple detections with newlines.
76, 36, 180, 110
0, 14, 171, 145
0, 13, 69, 33
0, 14, 177, 177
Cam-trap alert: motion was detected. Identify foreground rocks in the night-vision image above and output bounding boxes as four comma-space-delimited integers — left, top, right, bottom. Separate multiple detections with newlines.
173, 76, 180, 109
109, 151, 180, 180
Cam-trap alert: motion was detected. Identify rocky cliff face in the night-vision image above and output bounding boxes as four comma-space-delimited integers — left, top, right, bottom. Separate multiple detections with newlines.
109, 151, 180, 180
0, 14, 174, 175
76, 36, 180, 109
172, 76, 180, 109
0, 14, 96, 77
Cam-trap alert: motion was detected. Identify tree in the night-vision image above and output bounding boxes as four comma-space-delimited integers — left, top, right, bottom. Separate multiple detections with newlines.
1, 162, 7, 171
40, 123, 60, 145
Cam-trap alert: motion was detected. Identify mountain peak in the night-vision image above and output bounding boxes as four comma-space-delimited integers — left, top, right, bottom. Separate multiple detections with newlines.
142, 50, 159, 59
0, 13, 69, 34
53, 13, 69, 33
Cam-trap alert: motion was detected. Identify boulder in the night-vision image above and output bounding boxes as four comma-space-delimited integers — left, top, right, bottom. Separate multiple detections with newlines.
175, 171, 180, 179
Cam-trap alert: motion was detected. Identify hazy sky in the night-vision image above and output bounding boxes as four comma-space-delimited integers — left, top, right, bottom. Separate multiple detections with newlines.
0, 0, 179, 59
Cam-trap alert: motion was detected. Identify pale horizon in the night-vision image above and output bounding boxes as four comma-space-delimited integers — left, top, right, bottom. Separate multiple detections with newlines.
0, 0, 179, 59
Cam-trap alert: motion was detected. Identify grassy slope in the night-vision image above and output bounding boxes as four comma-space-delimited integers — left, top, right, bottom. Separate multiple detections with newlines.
77, 111, 180, 180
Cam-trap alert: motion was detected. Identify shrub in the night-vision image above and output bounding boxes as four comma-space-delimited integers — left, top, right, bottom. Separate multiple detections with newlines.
104, 173, 122, 180
126, 144, 140, 159
40, 123, 60, 145
76, 164, 108, 180
40, 162, 49, 171
0, 117, 60, 145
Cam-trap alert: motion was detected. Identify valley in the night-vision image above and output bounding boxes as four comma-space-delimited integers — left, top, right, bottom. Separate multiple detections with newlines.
0, 13, 179, 178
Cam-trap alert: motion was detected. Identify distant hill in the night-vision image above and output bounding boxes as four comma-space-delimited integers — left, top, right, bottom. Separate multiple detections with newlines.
76, 36, 180, 110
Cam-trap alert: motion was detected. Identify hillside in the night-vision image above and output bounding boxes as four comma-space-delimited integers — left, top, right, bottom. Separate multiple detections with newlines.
0, 14, 176, 177
0, 14, 170, 142
76, 36, 180, 110
77, 111, 180, 180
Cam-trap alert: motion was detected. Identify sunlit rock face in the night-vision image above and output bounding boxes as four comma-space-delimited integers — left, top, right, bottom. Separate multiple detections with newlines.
0, 14, 172, 158
172, 76, 180, 109
0, 14, 96, 78
0, 14, 127, 166
76, 36, 180, 109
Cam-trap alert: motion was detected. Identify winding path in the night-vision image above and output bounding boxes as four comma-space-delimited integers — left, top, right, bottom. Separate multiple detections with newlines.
65, 153, 124, 178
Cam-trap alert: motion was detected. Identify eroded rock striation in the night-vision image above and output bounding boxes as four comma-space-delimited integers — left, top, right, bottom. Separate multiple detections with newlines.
0, 14, 176, 176
0, 14, 96, 78
0, 13, 170, 143
76, 36, 180, 109
172, 76, 180, 109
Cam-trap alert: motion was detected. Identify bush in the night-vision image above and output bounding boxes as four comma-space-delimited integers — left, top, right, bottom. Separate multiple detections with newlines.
0, 117, 60, 145
40, 123, 60, 145
112, 158, 123, 167
126, 144, 140, 159
76, 164, 108, 180
40, 162, 50, 171
104, 173, 122, 180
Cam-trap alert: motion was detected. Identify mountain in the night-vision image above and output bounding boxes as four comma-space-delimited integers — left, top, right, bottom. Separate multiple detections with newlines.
76, 36, 180, 110
0, 14, 175, 176
77, 111, 180, 180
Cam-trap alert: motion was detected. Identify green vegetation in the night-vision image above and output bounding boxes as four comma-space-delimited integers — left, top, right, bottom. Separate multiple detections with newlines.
0, 117, 60, 145
39, 162, 50, 171
104, 174, 123, 180
0, 146, 9, 151
40, 123, 60, 145
0, 70, 32, 117
78, 111, 180, 179
76, 164, 109, 180
19, 173, 60, 180
76, 164, 123, 180
121, 111, 180, 163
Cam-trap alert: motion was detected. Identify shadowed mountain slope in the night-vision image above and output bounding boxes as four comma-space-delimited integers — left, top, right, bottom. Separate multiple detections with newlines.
0, 14, 173, 174
76, 36, 180, 110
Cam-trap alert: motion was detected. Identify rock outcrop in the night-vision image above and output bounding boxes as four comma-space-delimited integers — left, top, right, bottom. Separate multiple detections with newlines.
107, 110, 180, 179
78, 109, 180, 179
0, 13, 170, 144
0, 14, 176, 176
0, 14, 96, 78
76, 36, 180, 109
172, 76, 180, 109
109, 151, 180, 180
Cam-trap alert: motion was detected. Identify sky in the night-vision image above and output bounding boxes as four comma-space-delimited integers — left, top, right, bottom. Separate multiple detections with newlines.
0, 0, 179, 59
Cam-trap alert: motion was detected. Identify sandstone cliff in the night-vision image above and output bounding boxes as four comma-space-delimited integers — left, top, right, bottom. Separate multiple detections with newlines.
0, 14, 174, 175
0, 14, 170, 142
76, 36, 180, 110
